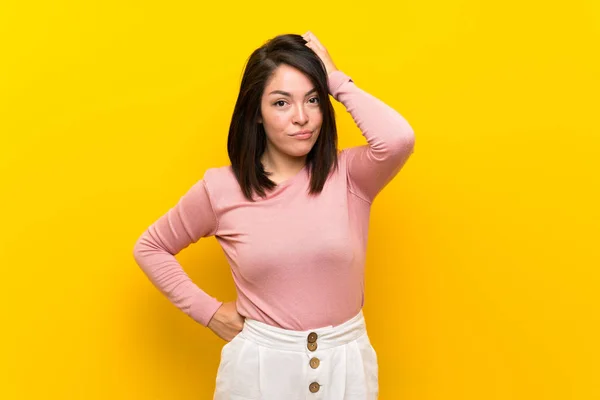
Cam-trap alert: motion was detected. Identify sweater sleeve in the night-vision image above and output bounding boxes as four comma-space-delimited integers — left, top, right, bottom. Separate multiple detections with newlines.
328, 70, 416, 203
132, 178, 223, 327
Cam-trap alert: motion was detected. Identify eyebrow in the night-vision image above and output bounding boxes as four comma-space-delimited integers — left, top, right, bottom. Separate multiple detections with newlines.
268, 88, 318, 97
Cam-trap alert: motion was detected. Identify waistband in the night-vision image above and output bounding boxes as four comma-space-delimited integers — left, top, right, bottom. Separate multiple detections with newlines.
239, 309, 367, 352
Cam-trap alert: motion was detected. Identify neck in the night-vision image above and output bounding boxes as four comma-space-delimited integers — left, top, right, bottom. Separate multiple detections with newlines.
261, 149, 306, 181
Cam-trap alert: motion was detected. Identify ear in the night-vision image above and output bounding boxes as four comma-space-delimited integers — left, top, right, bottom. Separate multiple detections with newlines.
257, 117, 262, 124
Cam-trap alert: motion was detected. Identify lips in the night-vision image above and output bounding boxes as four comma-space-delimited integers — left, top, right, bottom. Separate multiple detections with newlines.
291, 130, 312, 136
291, 131, 313, 140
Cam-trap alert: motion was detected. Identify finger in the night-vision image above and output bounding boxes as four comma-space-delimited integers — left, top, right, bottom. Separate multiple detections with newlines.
303, 35, 319, 51
303, 31, 315, 43
305, 31, 324, 49
305, 42, 321, 55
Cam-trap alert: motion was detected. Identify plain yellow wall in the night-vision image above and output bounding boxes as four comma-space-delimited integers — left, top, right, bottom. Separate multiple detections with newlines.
1, 1, 599, 399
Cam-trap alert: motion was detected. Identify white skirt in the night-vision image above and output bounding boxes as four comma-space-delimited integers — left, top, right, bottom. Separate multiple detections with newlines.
213, 309, 379, 400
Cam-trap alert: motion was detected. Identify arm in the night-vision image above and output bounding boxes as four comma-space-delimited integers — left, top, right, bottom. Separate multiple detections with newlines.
328, 70, 416, 203
132, 179, 223, 327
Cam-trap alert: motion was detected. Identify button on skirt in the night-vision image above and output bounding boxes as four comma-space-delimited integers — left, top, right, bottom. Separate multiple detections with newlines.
213, 309, 379, 400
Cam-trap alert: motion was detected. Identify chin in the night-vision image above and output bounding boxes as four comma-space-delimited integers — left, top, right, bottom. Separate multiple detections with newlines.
286, 145, 315, 158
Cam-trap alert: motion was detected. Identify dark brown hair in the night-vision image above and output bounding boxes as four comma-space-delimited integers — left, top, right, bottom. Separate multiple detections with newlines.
227, 33, 339, 202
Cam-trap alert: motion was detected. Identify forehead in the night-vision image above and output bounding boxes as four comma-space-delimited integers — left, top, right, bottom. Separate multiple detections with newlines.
265, 65, 313, 92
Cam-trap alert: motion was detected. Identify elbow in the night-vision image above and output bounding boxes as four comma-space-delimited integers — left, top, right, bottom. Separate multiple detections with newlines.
403, 128, 416, 151
132, 232, 148, 264
389, 126, 416, 157
407, 130, 416, 155
132, 240, 142, 265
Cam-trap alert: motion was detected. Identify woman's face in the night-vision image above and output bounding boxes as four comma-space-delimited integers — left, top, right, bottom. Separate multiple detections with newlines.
258, 64, 323, 161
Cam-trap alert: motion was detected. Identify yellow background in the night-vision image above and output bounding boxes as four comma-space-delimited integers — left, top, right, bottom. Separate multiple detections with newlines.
1, 1, 599, 399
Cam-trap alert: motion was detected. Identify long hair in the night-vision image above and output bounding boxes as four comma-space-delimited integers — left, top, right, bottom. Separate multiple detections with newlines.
227, 33, 339, 202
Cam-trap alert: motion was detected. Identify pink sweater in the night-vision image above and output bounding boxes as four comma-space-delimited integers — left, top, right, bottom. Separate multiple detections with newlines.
133, 70, 415, 330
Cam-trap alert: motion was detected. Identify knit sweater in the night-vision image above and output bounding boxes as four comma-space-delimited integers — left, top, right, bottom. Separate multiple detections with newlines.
133, 70, 415, 330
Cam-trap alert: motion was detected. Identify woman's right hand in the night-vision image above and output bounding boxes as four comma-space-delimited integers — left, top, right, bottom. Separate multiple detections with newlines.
207, 301, 245, 342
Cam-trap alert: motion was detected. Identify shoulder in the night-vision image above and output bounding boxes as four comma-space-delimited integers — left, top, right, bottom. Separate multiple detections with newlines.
201, 165, 245, 204
202, 165, 237, 192
337, 146, 361, 169
203, 165, 235, 184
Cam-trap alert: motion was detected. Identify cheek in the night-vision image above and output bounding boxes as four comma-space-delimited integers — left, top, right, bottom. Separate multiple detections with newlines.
267, 115, 291, 136
315, 112, 324, 126
273, 114, 289, 127
261, 107, 283, 125
262, 116, 287, 141
312, 107, 323, 120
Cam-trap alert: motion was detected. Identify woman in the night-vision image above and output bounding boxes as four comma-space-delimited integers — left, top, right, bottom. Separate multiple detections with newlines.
133, 31, 415, 399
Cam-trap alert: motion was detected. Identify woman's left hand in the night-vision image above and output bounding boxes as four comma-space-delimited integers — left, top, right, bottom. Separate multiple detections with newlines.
302, 31, 339, 76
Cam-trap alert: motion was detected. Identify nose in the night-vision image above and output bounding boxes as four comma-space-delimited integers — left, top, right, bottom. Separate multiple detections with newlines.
292, 104, 309, 124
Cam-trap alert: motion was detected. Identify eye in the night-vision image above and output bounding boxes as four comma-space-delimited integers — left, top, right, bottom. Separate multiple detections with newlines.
273, 97, 319, 107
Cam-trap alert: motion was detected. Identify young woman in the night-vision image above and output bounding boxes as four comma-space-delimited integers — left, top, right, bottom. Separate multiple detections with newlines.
133, 31, 415, 399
